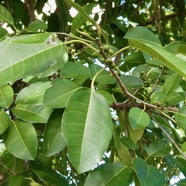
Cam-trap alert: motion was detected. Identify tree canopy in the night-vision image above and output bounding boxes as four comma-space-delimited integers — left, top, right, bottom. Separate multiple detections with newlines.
0, 0, 186, 185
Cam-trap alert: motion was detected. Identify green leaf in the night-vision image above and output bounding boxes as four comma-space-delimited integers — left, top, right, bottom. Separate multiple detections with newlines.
84, 163, 133, 186
133, 157, 165, 186
129, 107, 150, 130
163, 73, 180, 97
9, 33, 54, 43
64, 0, 108, 39
124, 26, 186, 78
44, 109, 67, 156
16, 81, 51, 105
9, 175, 25, 186
147, 140, 171, 157
13, 105, 52, 123
0, 84, 14, 108
62, 88, 113, 173
120, 75, 144, 88
90, 64, 116, 84
175, 106, 186, 131
43, 79, 79, 108
175, 157, 186, 176
24, 20, 48, 32
166, 92, 184, 106
0, 109, 11, 135
0, 4, 14, 25
72, 3, 95, 34
4, 121, 38, 160
0, 40, 67, 85
0, 27, 8, 41
60, 62, 90, 79
128, 124, 144, 143
32, 160, 68, 186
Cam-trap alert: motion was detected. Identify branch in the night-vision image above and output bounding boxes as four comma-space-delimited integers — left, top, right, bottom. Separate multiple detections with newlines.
149, 113, 186, 160
139, 12, 186, 26
25, 0, 35, 22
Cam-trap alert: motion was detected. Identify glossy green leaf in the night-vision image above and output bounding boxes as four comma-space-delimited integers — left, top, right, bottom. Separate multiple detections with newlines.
43, 79, 79, 108
0, 4, 14, 25
44, 109, 67, 156
0, 84, 14, 108
24, 20, 48, 32
4, 121, 38, 160
124, 27, 186, 78
32, 160, 68, 185
16, 81, 51, 105
90, 64, 116, 84
129, 107, 150, 130
147, 140, 171, 157
60, 62, 90, 79
175, 106, 186, 131
163, 73, 180, 97
0, 40, 67, 85
13, 104, 52, 123
84, 163, 133, 186
71, 3, 94, 34
0, 109, 10, 135
133, 157, 165, 186
62, 88, 113, 173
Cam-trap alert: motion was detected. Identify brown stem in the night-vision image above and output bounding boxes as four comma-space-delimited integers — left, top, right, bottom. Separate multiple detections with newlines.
145, 67, 165, 101
25, 0, 35, 22
149, 113, 186, 159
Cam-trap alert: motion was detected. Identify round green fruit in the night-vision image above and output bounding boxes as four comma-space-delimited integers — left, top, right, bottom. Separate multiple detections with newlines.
102, 45, 110, 52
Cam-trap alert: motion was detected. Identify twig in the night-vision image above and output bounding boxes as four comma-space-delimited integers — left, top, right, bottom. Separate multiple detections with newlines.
146, 67, 165, 101
25, 0, 35, 22
149, 113, 186, 159
0, 162, 16, 175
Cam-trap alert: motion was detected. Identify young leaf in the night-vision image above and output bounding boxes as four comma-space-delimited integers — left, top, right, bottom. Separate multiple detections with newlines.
0, 84, 14, 108
129, 107, 150, 130
71, 3, 95, 34
163, 73, 180, 97
4, 121, 38, 160
61, 88, 113, 173
84, 163, 133, 186
43, 79, 79, 108
0, 109, 11, 135
0, 41, 67, 85
124, 27, 186, 78
0, 4, 14, 25
44, 109, 67, 156
24, 20, 48, 32
133, 157, 165, 186
12, 105, 52, 123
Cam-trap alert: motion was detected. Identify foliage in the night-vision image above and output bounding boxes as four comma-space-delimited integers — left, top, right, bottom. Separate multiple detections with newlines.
0, 0, 186, 185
